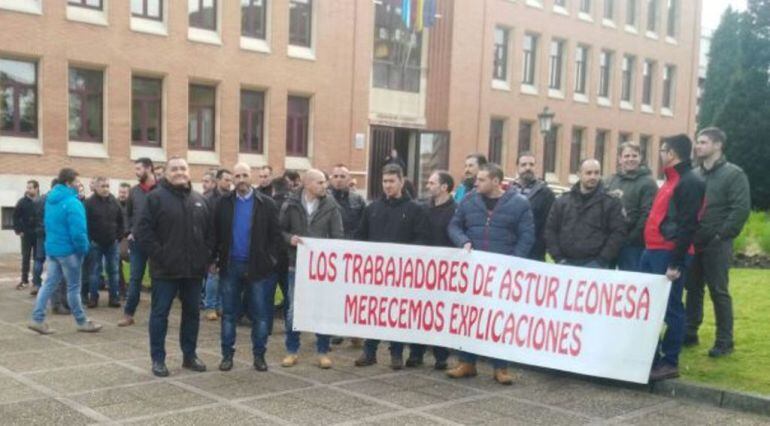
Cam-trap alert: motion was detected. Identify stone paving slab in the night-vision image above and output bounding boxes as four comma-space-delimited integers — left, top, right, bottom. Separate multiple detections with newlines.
0, 255, 768, 425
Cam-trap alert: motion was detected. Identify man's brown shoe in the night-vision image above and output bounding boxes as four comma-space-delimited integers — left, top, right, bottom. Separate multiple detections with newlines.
649, 364, 679, 382
117, 315, 135, 327
446, 362, 477, 379
318, 355, 332, 369
205, 310, 219, 321
493, 368, 515, 385
281, 354, 299, 367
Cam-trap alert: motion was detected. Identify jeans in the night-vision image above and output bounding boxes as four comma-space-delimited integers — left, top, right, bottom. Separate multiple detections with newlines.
20, 233, 36, 283
640, 249, 691, 368
616, 245, 644, 272
31, 253, 87, 325
88, 241, 120, 301
203, 271, 221, 310
220, 261, 276, 358
363, 339, 404, 358
32, 235, 46, 288
686, 238, 734, 347
124, 240, 148, 316
285, 271, 330, 354
459, 352, 508, 369
149, 278, 201, 363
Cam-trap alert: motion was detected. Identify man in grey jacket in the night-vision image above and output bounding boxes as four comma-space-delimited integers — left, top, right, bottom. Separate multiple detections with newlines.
279, 169, 344, 369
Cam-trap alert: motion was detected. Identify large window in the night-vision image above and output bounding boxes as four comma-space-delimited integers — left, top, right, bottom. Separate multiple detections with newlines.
132, 0, 162, 20
522, 34, 538, 85
639, 135, 651, 163
488, 118, 505, 165
574, 45, 589, 94
68, 0, 102, 9
0, 58, 37, 138
68, 67, 103, 143
642, 59, 655, 106
242, 0, 267, 39
548, 39, 565, 90
518, 121, 532, 155
544, 125, 559, 174
373, 0, 423, 93
621, 55, 635, 102
554, 0, 566, 7
626, 0, 637, 26
666, 0, 678, 37
662, 64, 675, 110
646, 0, 658, 32
286, 96, 309, 157
595, 130, 608, 170
570, 127, 584, 173
188, 84, 215, 150
580, 0, 592, 14
493, 27, 509, 81
240, 89, 265, 154
604, 0, 615, 20
131, 77, 162, 146
598, 50, 612, 98
189, 0, 217, 31
289, 0, 312, 47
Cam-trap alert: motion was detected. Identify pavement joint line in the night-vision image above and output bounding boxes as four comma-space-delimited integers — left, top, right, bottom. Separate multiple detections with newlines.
0, 395, 50, 407
336, 410, 459, 426
19, 358, 141, 376
102, 401, 226, 425
595, 399, 681, 425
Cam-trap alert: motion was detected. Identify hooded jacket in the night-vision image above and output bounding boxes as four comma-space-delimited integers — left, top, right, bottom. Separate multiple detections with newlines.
85, 194, 124, 247
44, 184, 89, 257
605, 166, 659, 247
693, 156, 751, 247
280, 190, 344, 266
356, 194, 430, 245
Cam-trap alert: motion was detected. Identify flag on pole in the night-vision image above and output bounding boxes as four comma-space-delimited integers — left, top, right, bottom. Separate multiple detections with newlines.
415, 0, 425, 32
402, 0, 412, 29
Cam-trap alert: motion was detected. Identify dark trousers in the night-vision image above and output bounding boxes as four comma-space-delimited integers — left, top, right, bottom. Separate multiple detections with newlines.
641, 249, 691, 368
125, 241, 148, 316
33, 235, 46, 288
220, 261, 276, 358
686, 238, 734, 347
149, 278, 201, 363
409, 344, 450, 363
20, 234, 36, 283
616, 245, 644, 272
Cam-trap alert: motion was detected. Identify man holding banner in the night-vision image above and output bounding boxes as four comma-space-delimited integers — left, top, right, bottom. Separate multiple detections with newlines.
447, 163, 535, 385
354, 164, 430, 370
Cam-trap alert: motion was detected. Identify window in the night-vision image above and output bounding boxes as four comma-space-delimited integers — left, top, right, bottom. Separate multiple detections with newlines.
68, 0, 102, 9
580, 0, 591, 13
619, 132, 632, 143
626, 0, 637, 26
522, 34, 538, 85
2, 207, 15, 230
621, 55, 635, 102
493, 27, 509, 81
595, 130, 608, 170
242, 0, 267, 39
518, 121, 532, 155
286, 96, 309, 157
662, 64, 675, 110
544, 125, 559, 174
570, 127, 584, 173
604, 0, 615, 20
666, 0, 678, 37
574, 45, 589, 94
0, 58, 37, 138
646, 0, 658, 32
554, 0, 566, 6
289, 0, 312, 47
189, 0, 217, 31
373, 0, 423, 93
240, 89, 265, 154
131, 77, 162, 146
598, 50, 612, 98
639, 135, 651, 163
489, 119, 505, 165
548, 39, 565, 90
132, 0, 162, 20
642, 59, 655, 106
188, 84, 216, 150
68, 67, 103, 143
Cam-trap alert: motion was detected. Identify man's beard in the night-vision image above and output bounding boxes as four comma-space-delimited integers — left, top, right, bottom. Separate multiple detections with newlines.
520, 171, 535, 185
138, 172, 148, 183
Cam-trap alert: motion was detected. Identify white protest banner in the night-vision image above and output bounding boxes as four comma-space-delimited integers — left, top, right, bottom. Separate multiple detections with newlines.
293, 238, 670, 383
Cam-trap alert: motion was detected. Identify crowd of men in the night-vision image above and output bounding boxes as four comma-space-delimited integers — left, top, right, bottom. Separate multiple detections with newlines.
14, 127, 750, 384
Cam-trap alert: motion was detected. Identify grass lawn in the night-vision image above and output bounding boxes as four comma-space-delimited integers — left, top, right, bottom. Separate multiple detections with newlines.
679, 268, 770, 395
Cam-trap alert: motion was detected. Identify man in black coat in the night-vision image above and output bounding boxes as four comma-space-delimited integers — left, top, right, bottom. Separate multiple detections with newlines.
354, 164, 430, 370
512, 153, 555, 261
13, 179, 40, 290
84, 177, 124, 308
135, 157, 212, 377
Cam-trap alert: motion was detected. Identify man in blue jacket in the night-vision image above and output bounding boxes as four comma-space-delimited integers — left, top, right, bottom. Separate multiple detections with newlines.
447, 163, 535, 385
28, 168, 102, 334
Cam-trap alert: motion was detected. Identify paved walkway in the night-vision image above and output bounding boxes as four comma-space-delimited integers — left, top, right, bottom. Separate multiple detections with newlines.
0, 254, 767, 425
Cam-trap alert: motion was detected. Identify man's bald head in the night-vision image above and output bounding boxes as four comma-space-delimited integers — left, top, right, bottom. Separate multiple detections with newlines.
232, 162, 253, 195
578, 158, 602, 193
303, 169, 327, 199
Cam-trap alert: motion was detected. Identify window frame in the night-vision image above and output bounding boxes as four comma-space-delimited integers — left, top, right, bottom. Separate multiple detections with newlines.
646, 0, 658, 32
642, 59, 655, 106
548, 39, 565, 91
0, 57, 38, 139
604, 0, 615, 20
241, 0, 268, 40
493, 26, 510, 82
68, 67, 104, 143
626, 0, 637, 27
544, 124, 560, 175
239, 89, 266, 154
598, 50, 613, 98
666, 0, 678, 38
518, 121, 533, 155
595, 129, 609, 171
522, 34, 538, 86
488, 118, 505, 165
621, 54, 635, 103
570, 127, 584, 174
68, 0, 103, 10
188, 83, 217, 151
289, 0, 313, 48
286, 95, 310, 157
189, 0, 217, 31
131, 76, 163, 147
372, 0, 424, 93
131, 0, 162, 21
574, 45, 589, 94
662, 64, 675, 110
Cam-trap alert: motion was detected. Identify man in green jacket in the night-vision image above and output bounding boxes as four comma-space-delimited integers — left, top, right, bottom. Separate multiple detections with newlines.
685, 128, 751, 358
605, 141, 659, 271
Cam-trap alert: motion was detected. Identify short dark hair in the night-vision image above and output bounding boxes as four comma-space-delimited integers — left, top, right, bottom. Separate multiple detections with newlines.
466, 153, 488, 167
27, 180, 39, 190
57, 168, 79, 185
663, 134, 692, 161
119, 182, 131, 189
434, 170, 455, 193
479, 163, 504, 182
698, 127, 727, 145
517, 151, 536, 164
382, 163, 403, 179
135, 157, 154, 169
50, 178, 58, 188
272, 176, 288, 193
283, 170, 300, 181
216, 169, 232, 179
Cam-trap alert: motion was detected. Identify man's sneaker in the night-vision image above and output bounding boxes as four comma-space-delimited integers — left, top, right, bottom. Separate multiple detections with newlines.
354, 353, 377, 367
52, 306, 71, 315
390, 354, 404, 370
318, 355, 332, 369
683, 334, 699, 347
649, 364, 680, 381
708, 345, 734, 358
205, 310, 219, 321
152, 361, 169, 377
117, 315, 135, 327
493, 368, 516, 385
16, 281, 28, 290
281, 354, 299, 367
30, 286, 39, 296
27, 321, 55, 335
405, 355, 424, 368
77, 320, 103, 333
447, 362, 477, 379
219, 356, 234, 371
434, 360, 448, 371
254, 355, 268, 372
182, 357, 207, 372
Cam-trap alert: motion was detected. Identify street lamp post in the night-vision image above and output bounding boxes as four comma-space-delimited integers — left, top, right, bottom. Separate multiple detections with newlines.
537, 106, 555, 180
